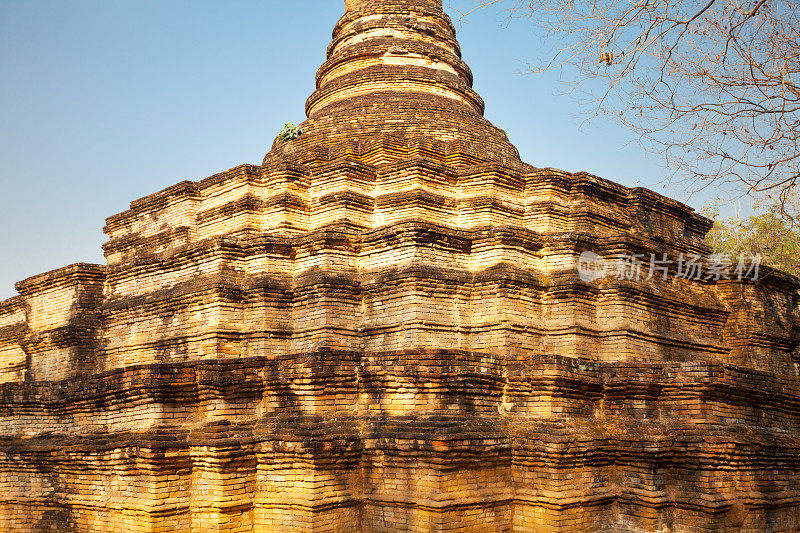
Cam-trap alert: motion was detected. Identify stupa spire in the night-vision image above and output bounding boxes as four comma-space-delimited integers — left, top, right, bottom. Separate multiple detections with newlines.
308, 0, 483, 118
268, 0, 520, 162
344, 0, 445, 12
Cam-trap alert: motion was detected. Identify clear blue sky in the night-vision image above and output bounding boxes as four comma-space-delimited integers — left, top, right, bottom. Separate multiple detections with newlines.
0, 0, 714, 300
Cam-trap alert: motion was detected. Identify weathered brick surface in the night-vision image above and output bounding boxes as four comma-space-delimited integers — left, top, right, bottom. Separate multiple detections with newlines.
1, 0, 799, 531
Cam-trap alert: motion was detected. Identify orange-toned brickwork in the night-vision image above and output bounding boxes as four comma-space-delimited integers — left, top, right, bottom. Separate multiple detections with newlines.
1, 1, 799, 532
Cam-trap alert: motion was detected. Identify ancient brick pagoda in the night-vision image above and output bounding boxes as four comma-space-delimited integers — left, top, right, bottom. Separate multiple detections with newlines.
1, 0, 799, 531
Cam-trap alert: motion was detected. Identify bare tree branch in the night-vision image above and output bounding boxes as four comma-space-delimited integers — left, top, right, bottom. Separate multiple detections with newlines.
465, 0, 800, 213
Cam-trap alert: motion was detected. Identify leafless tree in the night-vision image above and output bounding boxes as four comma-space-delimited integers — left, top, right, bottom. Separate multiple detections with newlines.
460, 0, 800, 211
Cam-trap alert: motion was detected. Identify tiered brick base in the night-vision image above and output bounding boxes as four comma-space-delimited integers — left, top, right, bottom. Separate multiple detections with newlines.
2, 354, 800, 532
1, 0, 798, 531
